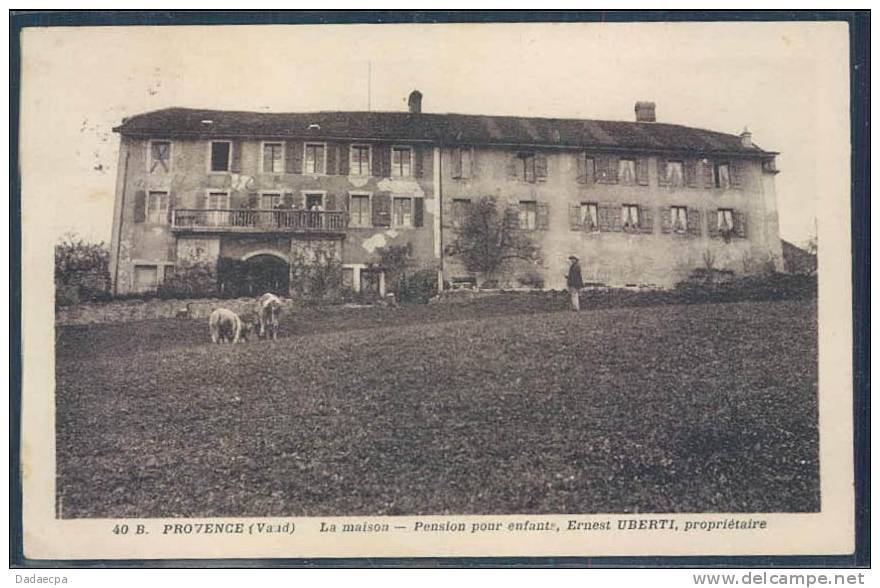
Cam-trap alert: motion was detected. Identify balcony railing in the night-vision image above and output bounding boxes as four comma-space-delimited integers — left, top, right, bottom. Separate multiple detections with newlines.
171, 209, 348, 234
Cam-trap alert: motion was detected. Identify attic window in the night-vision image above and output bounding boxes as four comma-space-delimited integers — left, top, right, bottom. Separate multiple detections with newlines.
200, 119, 213, 125
308, 123, 321, 131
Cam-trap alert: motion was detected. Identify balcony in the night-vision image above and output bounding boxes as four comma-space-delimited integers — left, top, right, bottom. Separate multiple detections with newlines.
171, 209, 348, 235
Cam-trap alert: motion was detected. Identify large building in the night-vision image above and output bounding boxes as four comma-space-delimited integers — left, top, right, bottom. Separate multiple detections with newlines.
109, 91, 783, 296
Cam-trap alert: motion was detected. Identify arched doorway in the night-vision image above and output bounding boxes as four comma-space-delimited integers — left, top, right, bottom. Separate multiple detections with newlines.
242, 254, 289, 297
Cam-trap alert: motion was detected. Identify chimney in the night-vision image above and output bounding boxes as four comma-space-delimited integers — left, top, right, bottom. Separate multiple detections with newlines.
740, 127, 753, 148
408, 90, 423, 114
635, 101, 656, 123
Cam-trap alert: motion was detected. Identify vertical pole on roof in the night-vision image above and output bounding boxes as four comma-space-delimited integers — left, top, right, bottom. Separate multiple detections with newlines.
367, 61, 372, 112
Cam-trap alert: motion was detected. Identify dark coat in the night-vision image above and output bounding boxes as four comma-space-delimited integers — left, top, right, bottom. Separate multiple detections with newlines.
567, 262, 584, 289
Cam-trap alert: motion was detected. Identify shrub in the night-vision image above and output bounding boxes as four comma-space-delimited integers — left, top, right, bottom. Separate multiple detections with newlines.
157, 261, 218, 299
395, 268, 439, 304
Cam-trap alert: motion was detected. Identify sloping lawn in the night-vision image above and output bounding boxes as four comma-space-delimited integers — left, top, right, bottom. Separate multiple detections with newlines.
55, 298, 818, 518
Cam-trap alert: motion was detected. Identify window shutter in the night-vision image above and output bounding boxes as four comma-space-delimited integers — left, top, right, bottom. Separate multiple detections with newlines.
576, 153, 586, 184
230, 140, 243, 173
506, 155, 519, 179
414, 146, 425, 178
326, 193, 338, 211
326, 144, 338, 176
337, 143, 349, 175
343, 193, 351, 213
535, 153, 548, 181
607, 156, 619, 184
381, 147, 392, 177
685, 159, 700, 188
608, 203, 622, 232
371, 144, 384, 177
640, 206, 654, 234
637, 157, 650, 186
708, 210, 720, 238
373, 192, 391, 227
441, 198, 454, 228
166, 192, 176, 224
597, 203, 611, 232
536, 203, 550, 230
734, 210, 747, 238
504, 205, 521, 230
451, 147, 463, 179
133, 190, 146, 223
731, 160, 745, 188
287, 141, 303, 174
657, 159, 669, 186
595, 156, 609, 183
569, 203, 582, 230
248, 192, 259, 208
282, 192, 295, 208
687, 208, 702, 237
413, 197, 425, 227
660, 207, 672, 233
702, 160, 715, 189
466, 147, 475, 178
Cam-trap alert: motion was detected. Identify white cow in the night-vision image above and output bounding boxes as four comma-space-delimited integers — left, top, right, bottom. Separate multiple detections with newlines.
209, 308, 250, 344
257, 292, 283, 340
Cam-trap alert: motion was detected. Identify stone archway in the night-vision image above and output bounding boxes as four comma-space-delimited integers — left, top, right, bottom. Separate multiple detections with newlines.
242, 253, 290, 297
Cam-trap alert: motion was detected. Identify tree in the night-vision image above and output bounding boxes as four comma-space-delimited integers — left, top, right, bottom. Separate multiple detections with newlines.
445, 196, 541, 278
55, 233, 111, 305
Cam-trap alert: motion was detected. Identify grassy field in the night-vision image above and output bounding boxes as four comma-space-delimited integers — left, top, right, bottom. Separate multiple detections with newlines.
56, 296, 819, 518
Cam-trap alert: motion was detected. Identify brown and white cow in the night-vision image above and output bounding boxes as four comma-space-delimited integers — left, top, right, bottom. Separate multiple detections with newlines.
257, 292, 283, 340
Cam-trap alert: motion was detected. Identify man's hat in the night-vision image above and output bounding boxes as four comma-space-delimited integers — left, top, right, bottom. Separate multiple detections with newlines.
569, 255, 579, 261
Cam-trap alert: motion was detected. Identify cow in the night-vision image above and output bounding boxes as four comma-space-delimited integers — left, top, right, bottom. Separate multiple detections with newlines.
257, 292, 283, 340
209, 308, 248, 344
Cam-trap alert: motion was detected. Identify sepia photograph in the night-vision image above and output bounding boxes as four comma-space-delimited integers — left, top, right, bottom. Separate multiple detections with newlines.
16, 13, 860, 561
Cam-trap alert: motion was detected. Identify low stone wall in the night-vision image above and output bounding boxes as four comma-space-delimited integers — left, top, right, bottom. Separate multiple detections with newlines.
56, 297, 296, 326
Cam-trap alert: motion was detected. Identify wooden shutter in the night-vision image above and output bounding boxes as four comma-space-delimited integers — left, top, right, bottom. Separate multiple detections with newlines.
608, 203, 622, 232
731, 160, 745, 188
337, 143, 350, 175
230, 140, 243, 173
657, 159, 669, 186
640, 206, 654, 234
414, 146, 425, 178
535, 153, 548, 181
702, 160, 715, 189
504, 205, 521, 230
465, 147, 475, 178
381, 147, 392, 177
165, 192, 176, 223
451, 147, 463, 179
133, 190, 146, 223
326, 193, 338, 211
326, 143, 338, 176
536, 203, 550, 230
413, 197, 425, 227
247, 192, 259, 208
576, 153, 586, 184
607, 156, 619, 184
371, 144, 383, 177
372, 192, 391, 227
441, 198, 454, 228
660, 207, 672, 233
287, 141, 303, 174
637, 157, 650, 186
734, 210, 747, 238
569, 203, 582, 230
597, 203, 611, 232
685, 159, 700, 188
595, 156, 610, 184
708, 209, 720, 238
687, 208, 702, 237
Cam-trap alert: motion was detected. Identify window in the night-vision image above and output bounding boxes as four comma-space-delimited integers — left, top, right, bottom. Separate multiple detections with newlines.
392, 197, 413, 227
391, 147, 412, 177
261, 192, 282, 209
452, 147, 474, 179
146, 191, 169, 224
664, 160, 684, 186
149, 140, 171, 173
210, 141, 231, 172
304, 143, 326, 174
452, 198, 472, 228
262, 142, 284, 173
207, 191, 229, 209
305, 193, 325, 210
670, 206, 688, 233
133, 265, 159, 293
621, 204, 640, 230
519, 200, 537, 230
581, 202, 599, 231
717, 208, 735, 231
618, 158, 637, 185
350, 145, 371, 176
715, 162, 731, 189
349, 194, 371, 227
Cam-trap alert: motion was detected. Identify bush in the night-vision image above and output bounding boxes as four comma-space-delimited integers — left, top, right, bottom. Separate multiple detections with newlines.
157, 261, 218, 299
394, 268, 439, 304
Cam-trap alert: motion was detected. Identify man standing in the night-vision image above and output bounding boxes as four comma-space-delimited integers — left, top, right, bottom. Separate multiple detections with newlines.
566, 255, 583, 311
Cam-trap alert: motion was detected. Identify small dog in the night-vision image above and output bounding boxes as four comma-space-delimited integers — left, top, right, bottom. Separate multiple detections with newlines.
209, 308, 248, 344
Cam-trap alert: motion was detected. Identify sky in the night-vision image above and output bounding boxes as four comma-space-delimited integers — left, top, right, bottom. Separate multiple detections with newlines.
20, 21, 850, 247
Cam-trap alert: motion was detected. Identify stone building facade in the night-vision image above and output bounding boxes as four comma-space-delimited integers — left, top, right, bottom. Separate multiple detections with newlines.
109, 92, 782, 296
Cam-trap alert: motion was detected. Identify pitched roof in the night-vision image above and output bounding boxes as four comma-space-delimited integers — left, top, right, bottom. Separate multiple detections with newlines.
114, 107, 774, 157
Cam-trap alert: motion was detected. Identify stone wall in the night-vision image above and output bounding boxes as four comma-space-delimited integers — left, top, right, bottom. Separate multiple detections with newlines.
56, 296, 297, 326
